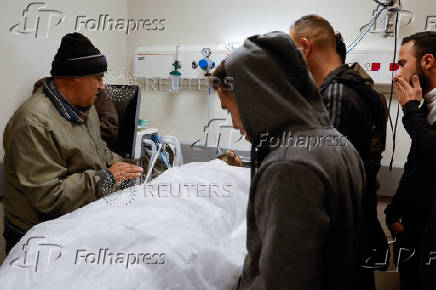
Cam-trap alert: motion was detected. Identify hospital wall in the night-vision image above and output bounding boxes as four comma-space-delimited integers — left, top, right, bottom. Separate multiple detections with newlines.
0, 0, 129, 161
126, 0, 434, 168
1, 0, 436, 170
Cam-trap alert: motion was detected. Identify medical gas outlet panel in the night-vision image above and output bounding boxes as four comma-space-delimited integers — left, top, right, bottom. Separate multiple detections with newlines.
346, 49, 400, 93
134, 47, 398, 94
134, 45, 228, 80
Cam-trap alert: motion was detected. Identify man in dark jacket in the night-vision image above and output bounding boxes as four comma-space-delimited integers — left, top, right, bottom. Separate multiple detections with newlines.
290, 15, 389, 290
213, 31, 364, 290
385, 31, 436, 290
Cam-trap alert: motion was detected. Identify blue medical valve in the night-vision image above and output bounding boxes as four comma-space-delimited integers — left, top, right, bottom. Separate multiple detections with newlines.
198, 58, 215, 70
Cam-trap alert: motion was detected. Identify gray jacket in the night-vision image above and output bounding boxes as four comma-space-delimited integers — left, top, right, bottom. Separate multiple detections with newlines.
226, 31, 365, 290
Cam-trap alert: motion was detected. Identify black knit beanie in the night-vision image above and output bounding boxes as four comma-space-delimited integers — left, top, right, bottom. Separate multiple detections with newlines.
50, 32, 107, 77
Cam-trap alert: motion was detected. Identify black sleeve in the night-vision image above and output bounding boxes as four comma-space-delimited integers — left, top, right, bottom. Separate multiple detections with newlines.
322, 82, 342, 128
337, 86, 372, 161
402, 100, 436, 166
384, 100, 428, 229
95, 169, 116, 196
385, 196, 402, 228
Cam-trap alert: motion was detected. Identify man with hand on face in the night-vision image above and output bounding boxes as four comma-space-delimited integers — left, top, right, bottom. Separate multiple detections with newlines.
213, 31, 364, 290
385, 31, 436, 290
3, 33, 143, 254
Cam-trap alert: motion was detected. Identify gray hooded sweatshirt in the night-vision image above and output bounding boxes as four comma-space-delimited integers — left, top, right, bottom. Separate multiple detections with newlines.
225, 31, 365, 290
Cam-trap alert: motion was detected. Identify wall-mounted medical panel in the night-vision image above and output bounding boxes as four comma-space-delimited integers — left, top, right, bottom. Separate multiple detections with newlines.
346, 49, 399, 94
133, 45, 228, 79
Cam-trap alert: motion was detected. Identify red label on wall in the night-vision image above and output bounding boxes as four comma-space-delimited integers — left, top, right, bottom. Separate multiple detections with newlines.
371, 63, 381, 71
390, 63, 400, 71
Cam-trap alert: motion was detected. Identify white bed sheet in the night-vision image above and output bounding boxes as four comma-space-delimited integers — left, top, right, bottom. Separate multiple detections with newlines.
0, 160, 250, 290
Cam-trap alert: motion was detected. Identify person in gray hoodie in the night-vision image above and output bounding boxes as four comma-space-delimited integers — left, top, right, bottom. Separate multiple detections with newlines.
212, 31, 365, 289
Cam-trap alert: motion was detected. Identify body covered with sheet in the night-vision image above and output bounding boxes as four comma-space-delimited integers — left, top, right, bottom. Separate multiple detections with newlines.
0, 160, 249, 290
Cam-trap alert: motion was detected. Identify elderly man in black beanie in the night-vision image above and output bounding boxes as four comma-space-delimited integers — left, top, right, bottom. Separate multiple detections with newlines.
2, 32, 143, 254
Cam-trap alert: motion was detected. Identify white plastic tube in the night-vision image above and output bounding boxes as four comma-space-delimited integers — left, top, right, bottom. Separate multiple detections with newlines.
161, 135, 183, 166
143, 139, 157, 181
144, 143, 162, 183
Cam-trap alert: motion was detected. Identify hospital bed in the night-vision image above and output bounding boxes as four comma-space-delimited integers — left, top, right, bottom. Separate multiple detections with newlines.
0, 159, 250, 290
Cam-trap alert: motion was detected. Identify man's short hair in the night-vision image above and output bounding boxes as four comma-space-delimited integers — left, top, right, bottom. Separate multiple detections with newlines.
335, 32, 347, 64
292, 15, 336, 50
402, 31, 436, 61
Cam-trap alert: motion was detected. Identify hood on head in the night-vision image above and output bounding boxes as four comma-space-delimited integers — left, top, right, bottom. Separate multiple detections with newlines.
224, 31, 330, 142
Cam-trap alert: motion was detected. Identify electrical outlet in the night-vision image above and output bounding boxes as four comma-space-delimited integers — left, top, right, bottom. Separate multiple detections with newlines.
363, 63, 371, 71
426, 16, 436, 31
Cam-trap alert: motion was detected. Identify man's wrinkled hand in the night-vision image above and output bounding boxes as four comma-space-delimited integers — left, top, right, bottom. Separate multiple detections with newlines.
108, 162, 143, 184
393, 75, 423, 107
